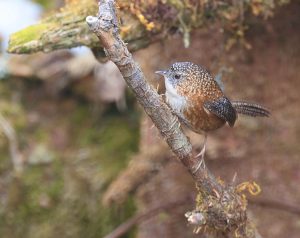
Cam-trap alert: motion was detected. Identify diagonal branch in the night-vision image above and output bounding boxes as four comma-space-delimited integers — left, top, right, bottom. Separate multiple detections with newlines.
86, 1, 261, 237
104, 196, 192, 238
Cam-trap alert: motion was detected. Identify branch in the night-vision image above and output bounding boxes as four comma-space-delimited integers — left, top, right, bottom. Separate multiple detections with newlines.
104, 197, 300, 238
249, 198, 300, 217
8, 0, 291, 55
86, 1, 260, 237
104, 197, 191, 238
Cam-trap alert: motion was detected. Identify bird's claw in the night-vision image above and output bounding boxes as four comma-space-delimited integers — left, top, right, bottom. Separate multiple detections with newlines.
192, 158, 206, 174
192, 134, 207, 174
194, 148, 205, 158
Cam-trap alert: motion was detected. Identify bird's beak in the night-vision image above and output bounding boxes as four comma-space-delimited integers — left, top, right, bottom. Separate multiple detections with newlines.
155, 70, 168, 77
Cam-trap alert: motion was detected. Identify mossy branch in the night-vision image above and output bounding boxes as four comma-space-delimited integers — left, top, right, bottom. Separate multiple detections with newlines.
7, 0, 151, 54
8, 0, 290, 55
86, 1, 262, 237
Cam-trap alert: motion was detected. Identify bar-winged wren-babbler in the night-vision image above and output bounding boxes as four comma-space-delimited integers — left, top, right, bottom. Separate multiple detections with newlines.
156, 62, 270, 172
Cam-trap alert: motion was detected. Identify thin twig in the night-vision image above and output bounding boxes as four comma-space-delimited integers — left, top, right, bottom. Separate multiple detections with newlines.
86, 1, 261, 237
104, 197, 191, 238
0, 113, 23, 174
249, 198, 300, 216
104, 196, 300, 238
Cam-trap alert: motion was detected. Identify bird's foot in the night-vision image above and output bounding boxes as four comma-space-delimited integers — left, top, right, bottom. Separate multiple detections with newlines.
194, 138, 206, 158
192, 146, 206, 174
192, 134, 207, 174
192, 158, 206, 174
194, 147, 205, 158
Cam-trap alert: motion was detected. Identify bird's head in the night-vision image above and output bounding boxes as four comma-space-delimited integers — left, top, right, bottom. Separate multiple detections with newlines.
156, 62, 209, 96
155, 62, 194, 86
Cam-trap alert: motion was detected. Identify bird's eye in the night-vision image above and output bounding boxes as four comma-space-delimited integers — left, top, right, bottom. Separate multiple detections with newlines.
174, 74, 181, 80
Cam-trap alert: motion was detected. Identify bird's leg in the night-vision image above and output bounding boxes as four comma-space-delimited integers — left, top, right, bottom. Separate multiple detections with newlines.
192, 134, 207, 174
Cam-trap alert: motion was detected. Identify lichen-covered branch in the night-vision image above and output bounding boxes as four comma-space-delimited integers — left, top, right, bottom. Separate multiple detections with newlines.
8, 0, 290, 55
86, 1, 261, 237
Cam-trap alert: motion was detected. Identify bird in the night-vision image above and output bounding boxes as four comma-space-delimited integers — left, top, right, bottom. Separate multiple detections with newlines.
155, 62, 270, 173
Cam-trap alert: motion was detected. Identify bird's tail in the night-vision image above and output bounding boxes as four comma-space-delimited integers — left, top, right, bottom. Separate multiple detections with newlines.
231, 101, 270, 117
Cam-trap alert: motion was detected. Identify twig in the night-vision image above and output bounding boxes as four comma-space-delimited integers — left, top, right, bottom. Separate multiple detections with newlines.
249, 198, 300, 216
0, 113, 23, 174
103, 197, 191, 238
86, 1, 261, 237
104, 196, 300, 238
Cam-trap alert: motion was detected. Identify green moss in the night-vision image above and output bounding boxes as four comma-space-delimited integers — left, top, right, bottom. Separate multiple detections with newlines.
72, 106, 140, 183
1, 158, 64, 237
96, 117, 139, 181
32, 0, 54, 9
24, 161, 64, 202
8, 24, 50, 51
0, 75, 140, 238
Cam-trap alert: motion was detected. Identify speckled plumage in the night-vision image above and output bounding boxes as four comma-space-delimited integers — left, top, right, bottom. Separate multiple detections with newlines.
156, 62, 270, 134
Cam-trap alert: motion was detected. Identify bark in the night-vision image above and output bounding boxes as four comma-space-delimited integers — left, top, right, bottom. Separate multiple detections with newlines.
86, 1, 262, 237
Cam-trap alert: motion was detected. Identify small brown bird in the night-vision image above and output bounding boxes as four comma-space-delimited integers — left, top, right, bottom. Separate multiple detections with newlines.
156, 62, 270, 172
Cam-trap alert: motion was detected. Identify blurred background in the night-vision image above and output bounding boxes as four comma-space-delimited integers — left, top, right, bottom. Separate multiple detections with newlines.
0, 0, 299, 238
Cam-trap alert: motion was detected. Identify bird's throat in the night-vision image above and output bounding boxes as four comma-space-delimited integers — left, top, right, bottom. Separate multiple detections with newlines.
165, 79, 187, 114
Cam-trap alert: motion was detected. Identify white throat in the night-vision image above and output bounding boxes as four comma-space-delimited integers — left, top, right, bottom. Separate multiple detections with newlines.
164, 78, 187, 114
